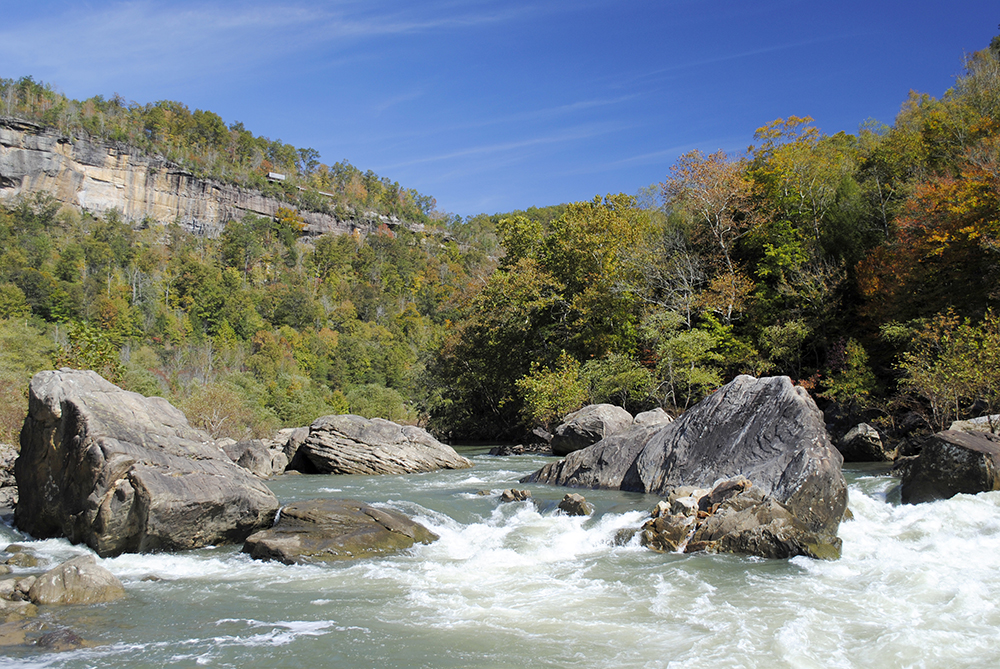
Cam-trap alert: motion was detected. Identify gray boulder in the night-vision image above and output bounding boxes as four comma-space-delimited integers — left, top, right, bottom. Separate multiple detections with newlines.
524, 375, 848, 558
632, 408, 673, 427
297, 414, 472, 475
550, 404, 633, 456
900, 430, 1000, 504
243, 498, 438, 564
838, 423, 893, 462
949, 415, 1000, 434
27, 554, 125, 606
15, 369, 279, 557
222, 439, 287, 478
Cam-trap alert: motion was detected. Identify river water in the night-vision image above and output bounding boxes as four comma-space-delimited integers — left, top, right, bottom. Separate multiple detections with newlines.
1, 448, 998, 668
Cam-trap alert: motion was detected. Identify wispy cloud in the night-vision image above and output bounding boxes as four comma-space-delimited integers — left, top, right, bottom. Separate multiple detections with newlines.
377, 121, 625, 170
0, 0, 550, 94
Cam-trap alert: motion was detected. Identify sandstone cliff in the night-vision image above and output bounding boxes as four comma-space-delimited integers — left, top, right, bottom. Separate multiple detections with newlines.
0, 117, 422, 236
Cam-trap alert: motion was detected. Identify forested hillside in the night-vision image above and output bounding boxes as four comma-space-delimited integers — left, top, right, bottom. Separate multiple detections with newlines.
1, 37, 999, 445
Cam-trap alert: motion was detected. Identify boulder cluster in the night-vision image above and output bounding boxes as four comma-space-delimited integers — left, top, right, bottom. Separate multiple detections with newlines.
11, 369, 467, 565
524, 376, 848, 559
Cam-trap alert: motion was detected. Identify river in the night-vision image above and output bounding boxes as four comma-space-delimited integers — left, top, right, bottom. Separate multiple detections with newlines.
1, 448, 998, 668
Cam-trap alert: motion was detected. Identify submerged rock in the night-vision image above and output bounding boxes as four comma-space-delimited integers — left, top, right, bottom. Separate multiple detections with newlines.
524, 375, 847, 559
296, 414, 472, 475
550, 404, 633, 456
15, 369, 279, 557
243, 499, 438, 564
900, 430, 1000, 503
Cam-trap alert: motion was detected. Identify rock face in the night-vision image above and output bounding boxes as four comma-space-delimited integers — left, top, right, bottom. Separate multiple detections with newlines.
550, 404, 634, 456
243, 499, 437, 564
15, 369, 280, 557
900, 430, 1000, 504
838, 423, 894, 462
524, 375, 848, 558
296, 414, 472, 475
27, 555, 125, 606
0, 117, 422, 237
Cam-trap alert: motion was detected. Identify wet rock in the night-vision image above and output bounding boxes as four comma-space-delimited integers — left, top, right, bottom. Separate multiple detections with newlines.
0, 620, 37, 645
28, 554, 125, 605
557, 493, 593, 516
900, 430, 1000, 504
15, 369, 279, 557
3, 551, 38, 568
296, 414, 472, 475
641, 482, 843, 560
524, 376, 848, 559
243, 499, 438, 565
500, 489, 532, 503
551, 404, 633, 456
838, 423, 893, 462
35, 628, 89, 651
0, 598, 37, 623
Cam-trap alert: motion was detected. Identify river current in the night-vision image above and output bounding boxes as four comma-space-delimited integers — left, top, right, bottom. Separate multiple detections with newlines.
1, 448, 998, 668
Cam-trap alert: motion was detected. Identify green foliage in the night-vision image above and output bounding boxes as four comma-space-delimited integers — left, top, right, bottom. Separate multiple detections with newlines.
515, 352, 588, 430
180, 377, 281, 440
345, 384, 417, 423
821, 338, 877, 411
0, 318, 57, 444
581, 353, 655, 411
892, 310, 1000, 431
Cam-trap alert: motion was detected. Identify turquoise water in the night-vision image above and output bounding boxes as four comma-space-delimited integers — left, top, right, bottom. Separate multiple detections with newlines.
1, 451, 998, 668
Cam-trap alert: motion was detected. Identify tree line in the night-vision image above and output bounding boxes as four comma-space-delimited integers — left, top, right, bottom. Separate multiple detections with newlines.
1, 36, 999, 444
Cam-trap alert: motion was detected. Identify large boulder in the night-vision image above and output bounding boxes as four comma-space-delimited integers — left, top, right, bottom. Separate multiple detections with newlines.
524, 375, 848, 558
900, 430, 1000, 504
550, 404, 633, 456
296, 414, 472, 475
243, 498, 438, 564
15, 369, 280, 557
27, 554, 125, 606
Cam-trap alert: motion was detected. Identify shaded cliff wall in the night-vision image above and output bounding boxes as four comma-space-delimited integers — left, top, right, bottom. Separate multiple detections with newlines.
0, 117, 421, 236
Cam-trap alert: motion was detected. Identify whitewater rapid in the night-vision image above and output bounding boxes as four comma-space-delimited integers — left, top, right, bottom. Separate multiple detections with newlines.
0, 454, 997, 668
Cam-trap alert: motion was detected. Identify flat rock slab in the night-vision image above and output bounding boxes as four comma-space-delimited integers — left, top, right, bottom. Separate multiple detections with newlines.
901, 430, 1000, 503
243, 499, 438, 564
298, 414, 472, 475
15, 369, 279, 557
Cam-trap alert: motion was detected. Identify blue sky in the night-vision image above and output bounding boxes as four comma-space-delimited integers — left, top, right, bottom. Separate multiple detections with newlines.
1, 1, 997, 217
